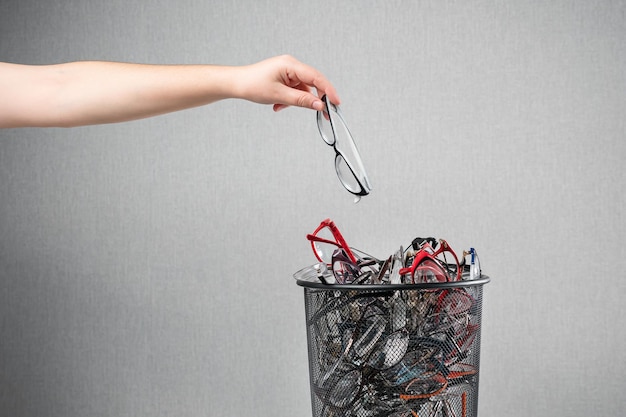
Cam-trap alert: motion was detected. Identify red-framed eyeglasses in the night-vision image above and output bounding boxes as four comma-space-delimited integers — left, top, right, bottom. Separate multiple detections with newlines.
306, 218, 358, 265
398, 239, 461, 283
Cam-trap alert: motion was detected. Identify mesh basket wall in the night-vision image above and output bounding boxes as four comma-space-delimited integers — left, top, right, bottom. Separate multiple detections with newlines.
302, 284, 485, 417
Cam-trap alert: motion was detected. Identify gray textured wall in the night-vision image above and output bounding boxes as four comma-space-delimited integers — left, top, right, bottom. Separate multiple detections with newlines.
1, 1, 625, 416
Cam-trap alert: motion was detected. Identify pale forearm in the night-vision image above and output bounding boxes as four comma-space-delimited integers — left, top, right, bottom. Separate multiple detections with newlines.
55, 62, 238, 125
0, 61, 239, 127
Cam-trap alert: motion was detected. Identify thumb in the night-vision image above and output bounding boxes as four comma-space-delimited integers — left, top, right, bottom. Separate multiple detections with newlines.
274, 86, 324, 112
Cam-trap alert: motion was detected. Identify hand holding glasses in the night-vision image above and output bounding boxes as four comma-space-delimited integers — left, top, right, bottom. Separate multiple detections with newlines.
317, 95, 372, 201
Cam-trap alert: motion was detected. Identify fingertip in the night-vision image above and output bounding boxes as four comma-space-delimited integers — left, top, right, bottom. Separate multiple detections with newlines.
273, 103, 287, 112
319, 87, 340, 106
312, 100, 324, 111
327, 89, 341, 106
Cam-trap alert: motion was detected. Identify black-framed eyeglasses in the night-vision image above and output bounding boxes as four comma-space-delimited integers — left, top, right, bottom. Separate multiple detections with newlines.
317, 95, 372, 200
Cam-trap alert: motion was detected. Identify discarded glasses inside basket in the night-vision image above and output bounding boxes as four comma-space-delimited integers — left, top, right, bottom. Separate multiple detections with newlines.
294, 219, 488, 417
300, 218, 481, 285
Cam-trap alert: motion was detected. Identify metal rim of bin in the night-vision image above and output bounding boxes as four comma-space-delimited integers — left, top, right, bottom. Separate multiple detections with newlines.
296, 275, 490, 291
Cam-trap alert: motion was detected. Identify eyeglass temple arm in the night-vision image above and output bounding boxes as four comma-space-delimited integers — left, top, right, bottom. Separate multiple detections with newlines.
306, 234, 339, 247
310, 219, 358, 263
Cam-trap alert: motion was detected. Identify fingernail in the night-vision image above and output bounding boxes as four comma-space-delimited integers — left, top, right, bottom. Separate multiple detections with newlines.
312, 100, 323, 111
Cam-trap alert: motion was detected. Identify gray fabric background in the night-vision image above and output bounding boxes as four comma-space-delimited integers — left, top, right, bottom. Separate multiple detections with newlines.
1, 1, 625, 416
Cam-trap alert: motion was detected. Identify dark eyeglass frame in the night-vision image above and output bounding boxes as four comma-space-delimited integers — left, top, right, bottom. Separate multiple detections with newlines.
316, 95, 372, 197
331, 248, 362, 284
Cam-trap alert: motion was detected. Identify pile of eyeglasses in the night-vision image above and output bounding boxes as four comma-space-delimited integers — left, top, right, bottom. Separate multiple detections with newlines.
299, 219, 481, 286
295, 219, 486, 417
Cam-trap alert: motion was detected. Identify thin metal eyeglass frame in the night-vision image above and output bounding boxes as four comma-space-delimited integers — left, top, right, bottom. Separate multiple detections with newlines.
462, 248, 481, 280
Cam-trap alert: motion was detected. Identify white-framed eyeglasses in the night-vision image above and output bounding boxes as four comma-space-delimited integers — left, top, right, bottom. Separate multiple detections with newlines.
316, 95, 372, 201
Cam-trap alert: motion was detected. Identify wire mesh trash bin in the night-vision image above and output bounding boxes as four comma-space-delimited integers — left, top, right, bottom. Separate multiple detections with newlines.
295, 269, 489, 417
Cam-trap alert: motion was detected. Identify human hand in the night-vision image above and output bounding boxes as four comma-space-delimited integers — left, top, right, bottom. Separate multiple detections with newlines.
234, 55, 341, 112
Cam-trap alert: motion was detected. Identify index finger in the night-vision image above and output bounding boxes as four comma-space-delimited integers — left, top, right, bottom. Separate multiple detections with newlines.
291, 60, 341, 106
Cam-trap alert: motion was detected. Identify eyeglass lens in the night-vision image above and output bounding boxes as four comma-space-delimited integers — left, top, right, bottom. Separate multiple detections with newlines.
312, 226, 341, 265
415, 258, 450, 283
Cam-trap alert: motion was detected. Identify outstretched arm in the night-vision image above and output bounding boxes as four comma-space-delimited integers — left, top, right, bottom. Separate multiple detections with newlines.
0, 55, 340, 128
